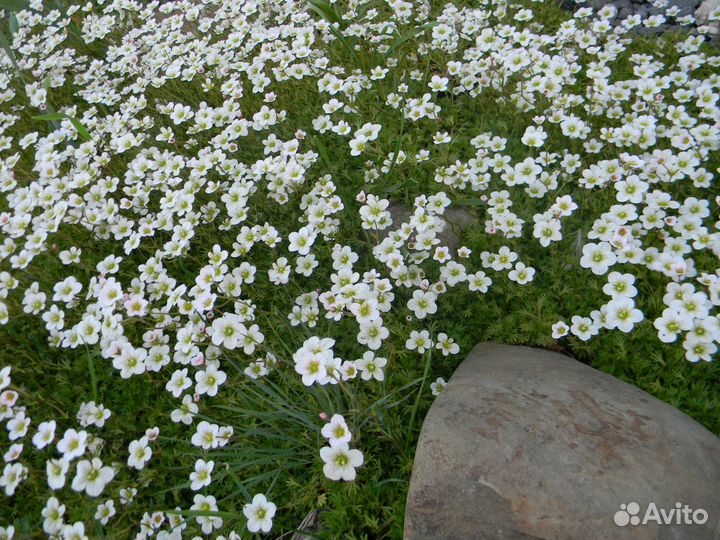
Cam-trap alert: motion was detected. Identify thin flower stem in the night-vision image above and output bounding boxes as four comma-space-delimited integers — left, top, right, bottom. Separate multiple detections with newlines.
406, 348, 432, 448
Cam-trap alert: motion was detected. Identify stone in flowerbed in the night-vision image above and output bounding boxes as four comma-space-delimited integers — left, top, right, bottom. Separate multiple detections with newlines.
405, 342, 720, 540
384, 202, 477, 252
696, 0, 720, 32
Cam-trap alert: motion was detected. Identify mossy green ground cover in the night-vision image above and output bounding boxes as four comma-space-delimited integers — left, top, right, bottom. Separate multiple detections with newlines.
0, 0, 718, 538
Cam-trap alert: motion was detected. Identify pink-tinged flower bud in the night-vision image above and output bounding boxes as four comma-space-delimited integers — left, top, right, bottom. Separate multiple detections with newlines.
319, 412, 329, 421
1, 390, 18, 407
191, 353, 205, 367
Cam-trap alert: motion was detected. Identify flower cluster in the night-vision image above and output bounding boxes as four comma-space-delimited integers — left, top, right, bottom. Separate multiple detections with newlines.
319, 414, 364, 481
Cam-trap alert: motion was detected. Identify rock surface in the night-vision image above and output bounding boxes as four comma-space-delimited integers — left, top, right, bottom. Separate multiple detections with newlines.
405, 342, 720, 540
560, 0, 710, 36
696, 0, 720, 32
386, 202, 476, 252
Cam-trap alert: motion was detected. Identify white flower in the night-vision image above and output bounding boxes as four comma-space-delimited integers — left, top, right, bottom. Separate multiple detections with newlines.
357, 321, 389, 350
77, 402, 112, 428
491, 246, 518, 271
268, 257, 291, 285
321, 414, 352, 447
127, 437, 152, 470
191, 494, 222, 534
46, 458, 69, 490
551, 321, 570, 339
57, 429, 87, 460
604, 298, 644, 333
405, 330, 433, 353
243, 493, 277, 533
7, 411, 30, 440
430, 377, 447, 396
602, 272, 638, 299
508, 262, 535, 285
71, 457, 115, 497
356, 122, 381, 141
4, 443, 22, 463
42, 496, 65, 536
0, 462, 27, 496
293, 336, 335, 386
244, 361, 269, 380
319, 442, 364, 481
191, 421, 220, 450
166, 368, 192, 398
119, 487, 137, 505
349, 136, 368, 156
61, 522, 87, 540
440, 261, 467, 287
435, 333, 459, 356
407, 289, 437, 319
195, 365, 227, 397
355, 351, 387, 381
171, 394, 199, 425
521, 125, 547, 147
295, 254, 319, 276
211, 314, 244, 350
533, 217, 562, 247
0, 367, 10, 391
580, 242, 617, 275
683, 337, 717, 363
95, 499, 116, 526
288, 226, 317, 256
189, 459, 214, 491
570, 315, 600, 341
468, 271, 492, 293
32, 420, 56, 449
111, 346, 147, 379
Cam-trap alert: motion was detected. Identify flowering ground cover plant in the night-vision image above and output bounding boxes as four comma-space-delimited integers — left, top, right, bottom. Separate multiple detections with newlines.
0, 0, 719, 537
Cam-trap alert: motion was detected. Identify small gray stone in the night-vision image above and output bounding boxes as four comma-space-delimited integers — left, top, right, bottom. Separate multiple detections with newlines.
384, 202, 477, 252
696, 0, 720, 33
291, 510, 324, 540
405, 342, 720, 540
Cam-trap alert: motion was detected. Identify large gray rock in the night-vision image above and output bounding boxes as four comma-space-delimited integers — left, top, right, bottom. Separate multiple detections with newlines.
405, 342, 720, 540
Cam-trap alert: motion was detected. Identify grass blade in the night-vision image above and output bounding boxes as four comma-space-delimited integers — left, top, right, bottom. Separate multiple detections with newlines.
33, 112, 91, 141
386, 22, 437, 57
